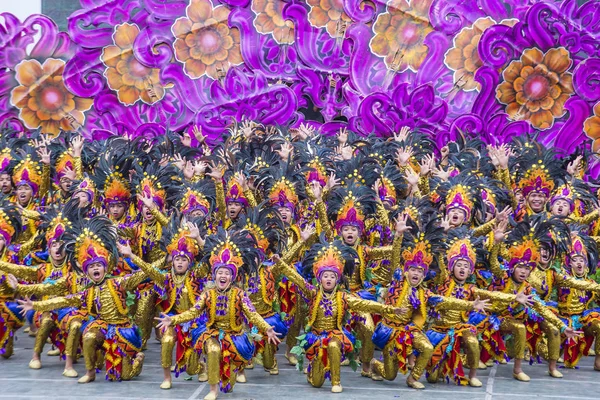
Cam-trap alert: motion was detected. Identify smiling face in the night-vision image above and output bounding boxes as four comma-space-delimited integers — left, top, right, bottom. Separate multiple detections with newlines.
227, 201, 243, 220
49, 240, 66, 264
512, 264, 531, 283
0, 173, 13, 194
570, 255, 587, 277
540, 246, 552, 267
341, 225, 359, 246
447, 208, 466, 227
452, 259, 471, 283
550, 199, 570, 217
406, 266, 424, 286
16, 184, 33, 206
319, 270, 338, 291
277, 206, 293, 224
527, 192, 547, 212
173, 255, 190, 275
86, 262, 107, 283
108, 202, 126, 220
214, 267, 233, 290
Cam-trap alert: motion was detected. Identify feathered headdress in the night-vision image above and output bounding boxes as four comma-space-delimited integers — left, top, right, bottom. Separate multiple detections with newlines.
171, 179, 215, 216
327, 181, 378, 235
0, 200, 22, 246
65, 215, 119, 274
435, 173, 482, 223
401, 220, 444, 275
516, 144, 563, 198
203, 227, 260, 280
165, 224, 200, 262
234, 203, 286, 259
566, 230, 598, 276
71, 175, 97, 204
12, 155, 43, 195
295, 140, 334, 188
445, 227, 485, 273
258, 161, 306, 213
377, 161, 407, 208
133, 164, 176, 211
224, 175, 249, 207
0, 148, 17, 176
301, 235, 357, 282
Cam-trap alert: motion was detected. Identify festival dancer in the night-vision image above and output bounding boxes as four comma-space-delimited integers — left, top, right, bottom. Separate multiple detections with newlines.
156, 228, 281, 400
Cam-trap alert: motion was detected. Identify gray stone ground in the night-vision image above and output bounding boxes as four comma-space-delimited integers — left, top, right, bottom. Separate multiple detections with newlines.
1, 332, 599, 400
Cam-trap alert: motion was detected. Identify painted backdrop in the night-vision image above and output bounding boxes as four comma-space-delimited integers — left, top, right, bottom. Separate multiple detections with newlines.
1, 0, 599, 156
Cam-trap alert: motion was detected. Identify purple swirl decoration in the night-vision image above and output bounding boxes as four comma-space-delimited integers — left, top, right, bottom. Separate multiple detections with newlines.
0, 0, 598, 156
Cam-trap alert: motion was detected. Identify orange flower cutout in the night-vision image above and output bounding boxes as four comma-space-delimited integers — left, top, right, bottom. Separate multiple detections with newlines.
444, 17, 517, 92
307, 0, 351, 38
584, 102, 600, 152
172, 0, 243, 79
252, 0, 294, 44
370, 0, 434, 72
101, 23, 166, 105
10, 58, 93, 136
496, 47, 574, 130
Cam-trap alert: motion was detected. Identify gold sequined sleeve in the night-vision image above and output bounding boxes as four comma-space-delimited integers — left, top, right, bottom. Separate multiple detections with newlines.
121, 271, 151, 292
556, 272, 600, 293
571, 209, 600, 226
17, 278, 69, 297
347, 293, 397, 316
472, 287, 516, 304
129, 254, 167, 286
245, 189, 258, 208
150, 207, 169, 227
532, 300, 565, 331
488, 242, 506, 280
373, 234, 403, 286
473, 219, 495, 237
375, 201, 390, 229
431, 295, 474, 312
32, 294, 81, 313
214, 178, 226, 223
272, 260, 313, 298
17, 234, 39, 260
171, 291, 208, 325
418, 176, 430, 196
316, 199, 333, 239
498, 168, 518, 209
365, 244, 393, 261
281, 235, 314, 265
434, 257, 449, 287
0, 261, 38, 282
20, 208, 41, 220
241, 292, 272, 333
73, 156, 83, 180
39, 164, 50, 200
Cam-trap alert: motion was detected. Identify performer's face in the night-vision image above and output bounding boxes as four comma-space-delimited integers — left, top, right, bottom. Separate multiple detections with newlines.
570, 255, 587, 277
447, 208, 466, 227
16, 184, 33, 206
452, 260, 470, 283
49, 240, 66, 263
189, 208, 205, 218
0, 173, 12, 194
512, 265, 531, 283
215, 267, 233, 290
59, 177, 72, 192
514, 189, 524, 205
406, 266, 424, 286
227, 202, 243, 220
73, 192, 90, 208
550, 199, 570, 217
87, 262, 106, 283
277, 207, 293, 224
527, 192, 547, 212
540, 246, 552, 266
108, 202, 126, 220
142, 205, 155, 222
341, 225, 359, 246
0, 235, 5, 252
173, 255, 190, 275
320, 271, 338, 291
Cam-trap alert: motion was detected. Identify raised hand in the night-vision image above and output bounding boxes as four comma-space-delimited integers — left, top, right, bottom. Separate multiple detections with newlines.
138, 192, 156, 210
440, 215, 451, 232
567, 155, 583, 176
194, 160, 208, 175
70, 135, 84, 158
181, 131, 192, 147
395, 147, 414, 167
172, 154, 185, 171
17, 297, 34, 313
472, 297, 490, 314
155, 313, 173, 331
37, 147, 51, 165
337, 127, 348, 145
266, 327, 282, 345
495, 206, 513, 223
117, 242, 133, 258
563, 327, 583, 341
183, 161, 194, 180
433, 166, 450, 181
206, 162, 225, 180
310, 181, 323, 201
394, 213, 412, 235
192, 125, 206, 144
325, 173, 340, 191
393, 126, 410, 142
276, 142, 293, 161
515, 289, 534, 307
493, 219, 509, 243
300, 225, 316, 241
419, 154, 435, 176
6, 274, 18, 290
63, 166, 76, 181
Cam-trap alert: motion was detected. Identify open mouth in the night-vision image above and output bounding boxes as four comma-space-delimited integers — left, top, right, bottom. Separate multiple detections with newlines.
218, 277, 228, 284
92, 270, 102, 279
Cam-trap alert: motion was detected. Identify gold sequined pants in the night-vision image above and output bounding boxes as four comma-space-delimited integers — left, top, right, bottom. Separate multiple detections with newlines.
537, 320, 561, 361
307, 337, 342, 387
134, 289, 157, 347
161, 327, 176, 368
204, 338, 236, 387
65, 319, 82, 359
33, 312, 55, 354
372, 331, 433, 381
463, 330, 480, 369
82, 328, 142, 380
501, 318, 526, 360
356, 312, 375, 364
263, 342, 278, 371
0, 336, 13, 359
584, 320, 600, 354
